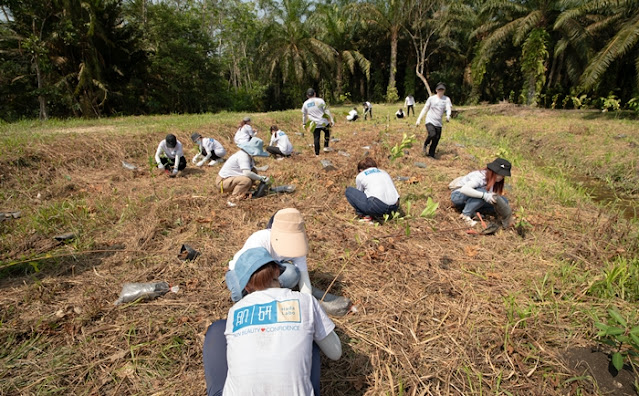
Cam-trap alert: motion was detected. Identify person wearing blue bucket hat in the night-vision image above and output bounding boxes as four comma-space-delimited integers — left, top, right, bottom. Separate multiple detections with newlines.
203, 247, 342, 396
216, 138, 270, 206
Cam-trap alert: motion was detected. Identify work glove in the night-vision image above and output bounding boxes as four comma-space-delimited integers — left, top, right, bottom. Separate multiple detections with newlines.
192, 154, 199, 164
196, 160, 205, 167
482, 192, 496, 204
446, 116, 450, 122
260, 175, 269, 183
158, 163, 165, 170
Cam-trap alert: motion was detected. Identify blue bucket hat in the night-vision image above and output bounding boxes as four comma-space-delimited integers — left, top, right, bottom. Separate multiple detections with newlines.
239, 138, 269, 157
235, 247, 284, 291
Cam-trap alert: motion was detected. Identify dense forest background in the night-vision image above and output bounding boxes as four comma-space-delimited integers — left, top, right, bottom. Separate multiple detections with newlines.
1, 0, 638, 121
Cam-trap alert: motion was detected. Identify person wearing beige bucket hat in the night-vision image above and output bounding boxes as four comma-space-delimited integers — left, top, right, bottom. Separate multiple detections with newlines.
226, 208, 312, 302
216, 138, 270, 206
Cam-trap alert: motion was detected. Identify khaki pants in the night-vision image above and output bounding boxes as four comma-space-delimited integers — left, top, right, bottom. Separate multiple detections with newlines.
216, 175, 253, 196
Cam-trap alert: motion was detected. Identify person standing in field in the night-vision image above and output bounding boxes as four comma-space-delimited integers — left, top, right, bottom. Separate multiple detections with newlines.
266, 125, 293, 159
191, 132, 227, 166
405, 94, 415, 116
302, 88, 334, 156
155, 133, 186, 178
416, 83, 452, 159
233, 117, 257, 146
363, 101, 373, 120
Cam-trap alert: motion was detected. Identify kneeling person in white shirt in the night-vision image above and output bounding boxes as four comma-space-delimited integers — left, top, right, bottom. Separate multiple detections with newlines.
216, 138, 269, 204
266, 125, 293, 159
191, 132, 227, 166
345, 157, 400, 220
155, 134, 186, 178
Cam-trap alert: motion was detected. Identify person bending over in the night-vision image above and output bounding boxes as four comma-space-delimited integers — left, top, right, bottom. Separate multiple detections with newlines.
191, 132, 227, 166
345, 157, 400, 222
216, 138, 269, 206
396, 108, 405, 119
155, 133, 186, 178
449, 157, 512, 227
266, 125, 293, 159
203, 247, 342, 396
225, 208, 314, 301
346, 107, 359, 122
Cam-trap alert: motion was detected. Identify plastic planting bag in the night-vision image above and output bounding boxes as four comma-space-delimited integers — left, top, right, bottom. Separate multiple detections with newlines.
114, 282, 179, 306
312, 287, 352, 317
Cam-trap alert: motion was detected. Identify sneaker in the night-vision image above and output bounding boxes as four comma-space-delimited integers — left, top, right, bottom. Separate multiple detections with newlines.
276, 157, 285, 161
209, 159, 224, 166
226, 200, 237, 207
358, 215, 373, 223
460, 214, 477, 227
323, 147, 333, 152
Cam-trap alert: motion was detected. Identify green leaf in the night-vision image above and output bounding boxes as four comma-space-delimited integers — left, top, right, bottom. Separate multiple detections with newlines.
630, 333, 639, 346
629, 326, 639, 335
612, 352, 624, 371
608, 309, 627, 327
594, 322, 609, 331
606, 326, 625, 336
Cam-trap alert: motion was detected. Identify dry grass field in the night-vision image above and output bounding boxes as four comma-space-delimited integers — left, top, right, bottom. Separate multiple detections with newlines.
1, 105, 638, 395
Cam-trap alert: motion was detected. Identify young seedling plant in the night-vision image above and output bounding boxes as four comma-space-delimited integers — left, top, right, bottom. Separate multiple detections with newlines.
389, 133, 416, 161
594, 308, 639, 371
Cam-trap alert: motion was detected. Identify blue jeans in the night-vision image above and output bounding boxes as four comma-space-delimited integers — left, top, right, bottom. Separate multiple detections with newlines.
203, 319, 321, 396
450, 188, 509, 217
225, 262, 300, 302
345, 187, 399, 218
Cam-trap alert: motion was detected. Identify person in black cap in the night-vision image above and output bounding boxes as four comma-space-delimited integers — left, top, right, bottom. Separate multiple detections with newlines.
449, 158, 512, 227
302, 88, 335, 156
154, 133, 186, 177
416, 83, 452, 158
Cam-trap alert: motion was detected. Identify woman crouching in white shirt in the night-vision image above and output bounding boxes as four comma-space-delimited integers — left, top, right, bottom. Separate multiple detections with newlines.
266, 125, 293, 159
345, 157, 400, 222
450, 157, 512, 227
203, 247, 342, 396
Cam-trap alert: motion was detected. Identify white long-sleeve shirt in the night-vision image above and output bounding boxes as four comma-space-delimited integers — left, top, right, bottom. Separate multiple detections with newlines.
234, 125, 256, 146
302, 97, 334, 128
405, 96, 415, 106
416, 94, 452, 127
197, 137, 226, 160
269, 130, 293, 155
356, 167, 400, 206
155, 140, 184, 172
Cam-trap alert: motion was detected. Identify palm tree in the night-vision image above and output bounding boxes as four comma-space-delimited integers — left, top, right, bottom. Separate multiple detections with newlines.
258, 0, 336, 84
310, 2, 371, 100
471, 0, 563, 105
556, 0, 639, 93
354, 0, 412, 102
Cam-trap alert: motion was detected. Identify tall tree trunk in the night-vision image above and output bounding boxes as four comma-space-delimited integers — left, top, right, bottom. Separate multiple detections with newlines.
386, 27, 399, 101
34, 54, 48, 121
336, 54, 343, 99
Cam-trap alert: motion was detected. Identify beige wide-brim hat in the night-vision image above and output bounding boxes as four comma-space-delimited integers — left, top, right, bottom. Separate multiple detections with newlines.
270, 208, 309, 258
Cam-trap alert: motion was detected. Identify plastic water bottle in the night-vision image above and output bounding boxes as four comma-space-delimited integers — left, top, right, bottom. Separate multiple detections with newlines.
114, 282, 178, 306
